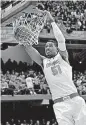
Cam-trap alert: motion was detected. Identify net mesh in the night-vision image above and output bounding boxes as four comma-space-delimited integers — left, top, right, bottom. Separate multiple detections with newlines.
13, 10, 47, 46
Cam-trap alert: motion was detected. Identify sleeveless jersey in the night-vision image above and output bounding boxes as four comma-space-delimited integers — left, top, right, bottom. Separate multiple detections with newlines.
43, 53, 77, 100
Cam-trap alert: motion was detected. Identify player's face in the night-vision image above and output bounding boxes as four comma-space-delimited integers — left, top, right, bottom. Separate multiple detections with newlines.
45, 42, 58, 58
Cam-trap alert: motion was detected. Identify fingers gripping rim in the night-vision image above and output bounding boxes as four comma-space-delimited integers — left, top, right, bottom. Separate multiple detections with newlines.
13, 10, 47, 45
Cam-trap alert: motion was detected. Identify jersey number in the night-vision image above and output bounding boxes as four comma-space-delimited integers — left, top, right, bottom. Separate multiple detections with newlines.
51, 65, 62, 76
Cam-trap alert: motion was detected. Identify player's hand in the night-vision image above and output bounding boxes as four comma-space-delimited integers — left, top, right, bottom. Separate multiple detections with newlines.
45, 11, 55, 23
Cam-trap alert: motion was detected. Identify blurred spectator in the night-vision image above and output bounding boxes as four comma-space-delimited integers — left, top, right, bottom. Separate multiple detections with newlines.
33, 73, 41, 94
35, 120, 40, 125
21, 120, 28, 125
1, 75, 14, 96
1, 76, 8, 95
2, 119, 58, 125
46, 121, 50, 125
73, 70, 86, 95
41, 119, 46, 125
5, 121, 10, 125
29, 119, 34, 125
5, 71, 11, 82
10, 119, 15, 125
82, 85, 86, 95
1, 75, 8, 89
17, 120, 21, 125
26, 74, 35, 95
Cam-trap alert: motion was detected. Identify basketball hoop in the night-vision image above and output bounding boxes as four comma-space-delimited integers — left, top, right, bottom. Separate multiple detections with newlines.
13, 11, 47, 46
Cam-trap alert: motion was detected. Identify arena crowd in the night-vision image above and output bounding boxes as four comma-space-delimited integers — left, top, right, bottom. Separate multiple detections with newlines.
1, 59, 50, 96
73, 70, 86, 95
1, 1, 86, 33
1, 59, 86, 96
1, 118, 57, 125
41, 1, 86, 32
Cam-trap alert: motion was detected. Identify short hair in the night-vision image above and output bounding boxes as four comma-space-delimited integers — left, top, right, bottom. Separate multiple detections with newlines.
47, 39, 58, 47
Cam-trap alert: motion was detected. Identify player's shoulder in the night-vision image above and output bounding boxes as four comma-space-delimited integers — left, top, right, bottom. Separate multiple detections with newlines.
58, 49, 69, 64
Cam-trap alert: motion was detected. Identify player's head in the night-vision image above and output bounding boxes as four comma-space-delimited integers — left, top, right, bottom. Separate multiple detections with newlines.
45, 40, 58, 58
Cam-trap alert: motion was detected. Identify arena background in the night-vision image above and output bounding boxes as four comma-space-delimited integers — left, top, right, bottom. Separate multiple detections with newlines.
1, 0, 86, 125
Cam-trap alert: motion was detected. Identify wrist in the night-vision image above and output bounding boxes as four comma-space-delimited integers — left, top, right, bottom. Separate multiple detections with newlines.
49, 16, 55, 24
46, 11, 55, 23
51, 21, 55, 25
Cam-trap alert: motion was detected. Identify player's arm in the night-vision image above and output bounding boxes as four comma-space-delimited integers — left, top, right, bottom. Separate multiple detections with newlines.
23, 43, 44, 67
51, 22, 69, 63
47, 12, 69, 63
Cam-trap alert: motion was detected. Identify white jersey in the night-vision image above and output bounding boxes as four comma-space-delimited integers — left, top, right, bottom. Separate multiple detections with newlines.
26, 77, 33, 89
43, 53, 77, 100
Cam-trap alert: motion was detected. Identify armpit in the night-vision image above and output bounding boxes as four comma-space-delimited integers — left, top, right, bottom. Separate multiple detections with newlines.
59, 50, 69, 64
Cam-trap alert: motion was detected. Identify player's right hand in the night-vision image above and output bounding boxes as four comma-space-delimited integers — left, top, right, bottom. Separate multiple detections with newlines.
45, 11, 55, 23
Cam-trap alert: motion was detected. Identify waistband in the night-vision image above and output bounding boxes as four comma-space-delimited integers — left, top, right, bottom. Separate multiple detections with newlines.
53, 92, 78, 104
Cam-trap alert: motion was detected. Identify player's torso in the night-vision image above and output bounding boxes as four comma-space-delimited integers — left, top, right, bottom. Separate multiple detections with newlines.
43, 53, 77, 100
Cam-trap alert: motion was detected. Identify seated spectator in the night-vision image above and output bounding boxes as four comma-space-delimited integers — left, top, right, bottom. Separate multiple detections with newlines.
10, 70, 16, 82
51, 119, 57, 125
17, 120, 21, 125
39, 75, 48, 94
33, 74, 41, 94
76, 77, 82, 87
21, 120, 28, 125
82, 85, 86, 95
73, 70, 86, 95
20, 74, 26, 84
35, 120, 41, 125
26, 74, 35, 95
5, 71, 11, 82
41, 83, 49, 94
10, 119, 15, 125
46, 121, 50, 125
5, 121, 10, 125
1, 76, 14, 96
29, 119, 34, 125
41, 119, 46, 125
1, 76, 8, 91
9, 78, 16, 90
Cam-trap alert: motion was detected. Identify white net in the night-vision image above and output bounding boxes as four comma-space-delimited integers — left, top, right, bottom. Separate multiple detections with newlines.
13, 10, 47, 46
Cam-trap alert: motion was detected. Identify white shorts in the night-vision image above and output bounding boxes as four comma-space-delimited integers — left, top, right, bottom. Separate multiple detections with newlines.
53, 96, 86, 125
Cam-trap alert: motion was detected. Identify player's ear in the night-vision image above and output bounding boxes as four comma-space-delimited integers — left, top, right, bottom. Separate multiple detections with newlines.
57, 47, 59, 52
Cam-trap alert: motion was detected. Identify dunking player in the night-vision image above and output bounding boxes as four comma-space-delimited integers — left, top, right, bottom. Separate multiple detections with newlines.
17, 3, 86, 125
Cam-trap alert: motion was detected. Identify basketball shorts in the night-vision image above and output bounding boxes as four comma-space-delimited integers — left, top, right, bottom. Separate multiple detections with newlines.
53, 96, 86, 125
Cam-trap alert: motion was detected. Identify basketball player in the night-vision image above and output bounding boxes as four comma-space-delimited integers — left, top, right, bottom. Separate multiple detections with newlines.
19, 6, 86, 125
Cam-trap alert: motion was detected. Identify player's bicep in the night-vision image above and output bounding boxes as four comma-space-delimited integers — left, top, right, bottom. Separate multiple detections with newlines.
24, 45, 43, 67
58, 49, 69, 64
